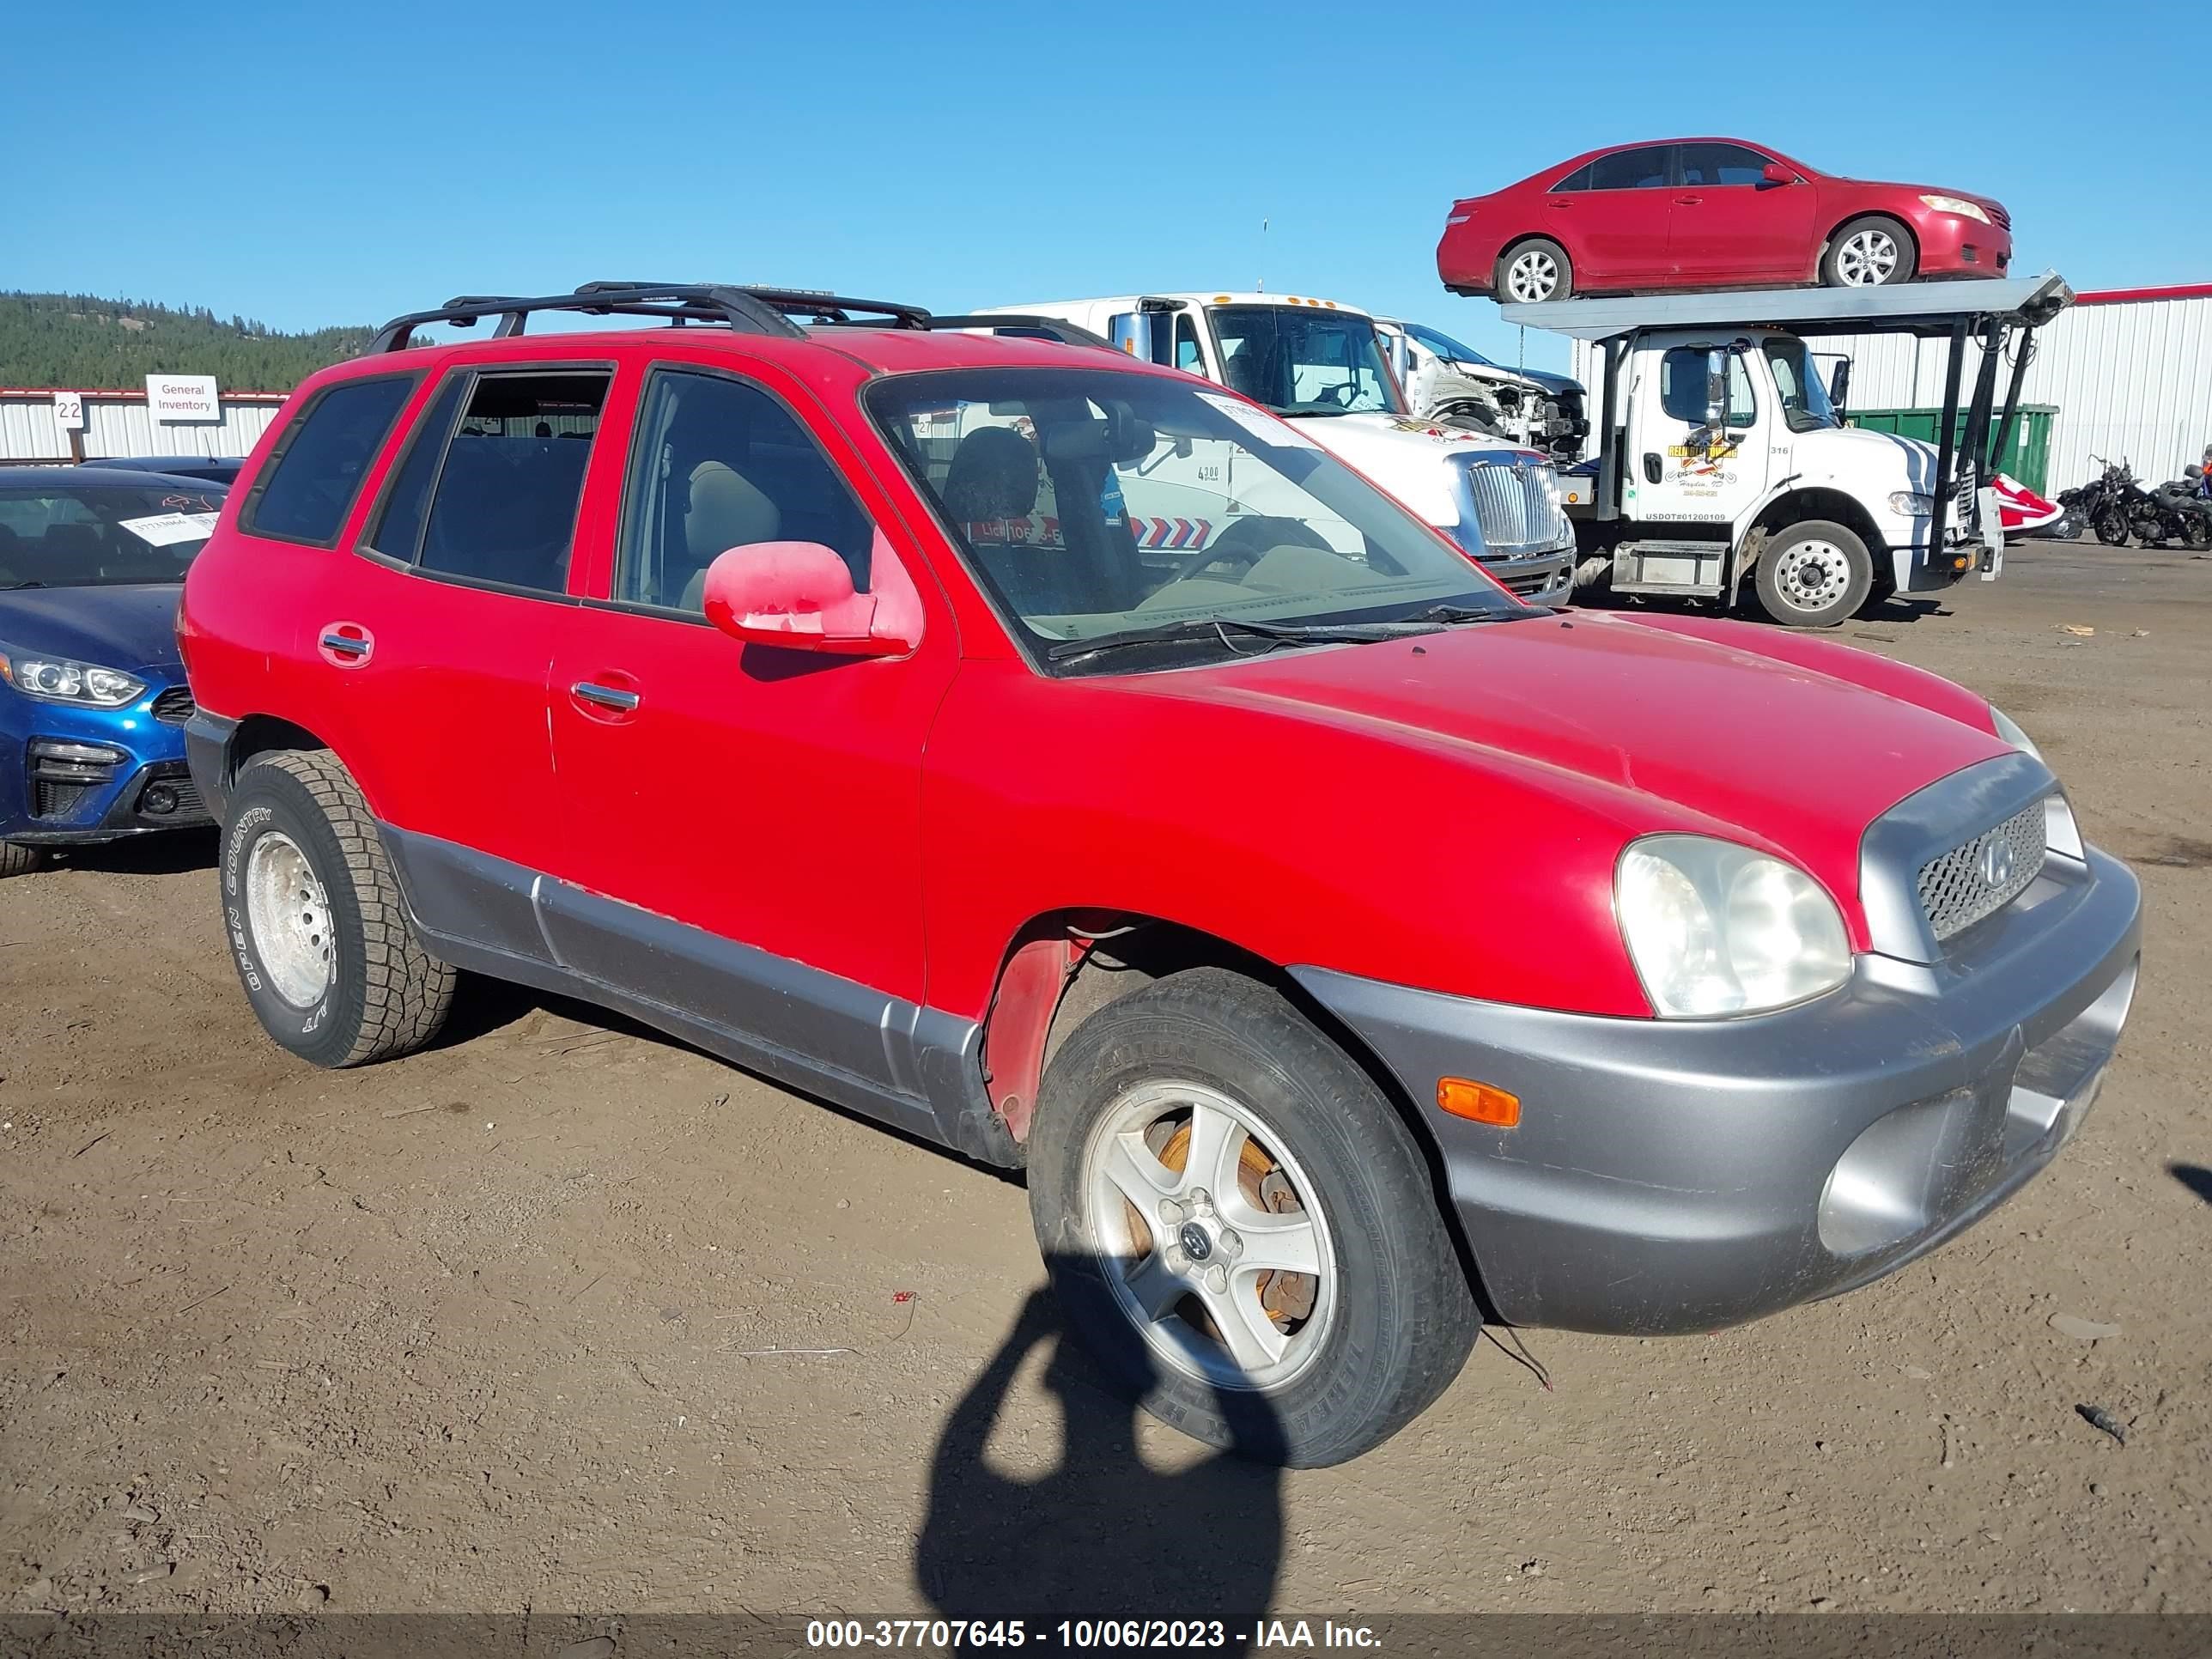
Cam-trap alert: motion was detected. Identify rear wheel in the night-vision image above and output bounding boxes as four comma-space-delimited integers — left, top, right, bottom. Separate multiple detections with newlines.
221, 749, 455, 1067
0, 841, 46, 878
1497, 239, 1571, 304
1027, 968, 1480, 1468
1755, 520, 1875, 627
1821, 216, 1917, 288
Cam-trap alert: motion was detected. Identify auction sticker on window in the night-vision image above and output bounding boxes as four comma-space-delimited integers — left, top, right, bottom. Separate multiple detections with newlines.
118, 511, 221, 546
1196, 392, 1317, 449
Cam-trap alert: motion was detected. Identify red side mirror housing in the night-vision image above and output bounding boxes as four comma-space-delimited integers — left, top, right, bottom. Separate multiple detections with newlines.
1761, 161, 1796, 185
700, 533, 923, 656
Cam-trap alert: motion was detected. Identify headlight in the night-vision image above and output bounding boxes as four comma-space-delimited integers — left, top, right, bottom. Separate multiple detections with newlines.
0, 647, 147, 708
1990, 704, 2084, 856
1617, 836, 1851, 1018
1888, 490, 1934, 516
1920, 194, 1991, 224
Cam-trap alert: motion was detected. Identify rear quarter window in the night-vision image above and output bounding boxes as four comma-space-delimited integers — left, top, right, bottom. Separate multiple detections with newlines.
240, 374, 417, 546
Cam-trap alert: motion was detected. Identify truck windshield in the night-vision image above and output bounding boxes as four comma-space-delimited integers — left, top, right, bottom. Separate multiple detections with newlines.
868, 366, 1519, 673
1761, 337, 1839, 434
1209, 307, 1401, 418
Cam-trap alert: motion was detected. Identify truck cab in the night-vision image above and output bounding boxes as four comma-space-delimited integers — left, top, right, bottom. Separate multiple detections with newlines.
976, 293, 1577, 605
1503, 275, 2074, 627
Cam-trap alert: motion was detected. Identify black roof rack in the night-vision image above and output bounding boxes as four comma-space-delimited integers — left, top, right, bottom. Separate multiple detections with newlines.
367, 281, 933, 353
914, 313, 1119, 351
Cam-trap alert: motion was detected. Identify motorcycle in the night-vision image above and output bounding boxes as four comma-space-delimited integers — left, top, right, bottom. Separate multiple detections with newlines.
2059, 458, 2157, 547
2148, 466, 2212, 549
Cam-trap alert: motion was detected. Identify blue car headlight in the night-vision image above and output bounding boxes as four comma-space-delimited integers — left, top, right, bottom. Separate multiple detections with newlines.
0, 643, 148, 708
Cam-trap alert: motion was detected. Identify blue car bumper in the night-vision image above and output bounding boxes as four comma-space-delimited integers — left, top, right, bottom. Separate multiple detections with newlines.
1, 682, 210, 845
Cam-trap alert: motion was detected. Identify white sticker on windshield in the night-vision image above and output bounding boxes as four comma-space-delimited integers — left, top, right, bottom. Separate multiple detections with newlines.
118, 511, 220, 547
1196, 392, 1319, 450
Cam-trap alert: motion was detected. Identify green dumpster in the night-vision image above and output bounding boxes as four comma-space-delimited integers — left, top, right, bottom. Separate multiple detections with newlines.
1845, 404, 2057, 495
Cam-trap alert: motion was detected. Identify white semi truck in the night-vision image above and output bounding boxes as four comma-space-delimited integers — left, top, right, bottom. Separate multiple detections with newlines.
1499, 274, 2074, 626
974, 292, 1576, 605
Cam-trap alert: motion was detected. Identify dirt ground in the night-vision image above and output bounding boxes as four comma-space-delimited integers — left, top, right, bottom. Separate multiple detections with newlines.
3, 538, 2207, 1627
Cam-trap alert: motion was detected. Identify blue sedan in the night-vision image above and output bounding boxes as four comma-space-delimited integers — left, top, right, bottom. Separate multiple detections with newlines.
0, 467, 228, 876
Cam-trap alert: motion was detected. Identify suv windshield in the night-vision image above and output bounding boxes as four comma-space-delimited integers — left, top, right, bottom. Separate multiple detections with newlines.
0, 482, 225, 588
1761, 337, 1838, 434
870, 367, 1520, 672
1209, 307, 1401, 417
1406, 323, 1492, 368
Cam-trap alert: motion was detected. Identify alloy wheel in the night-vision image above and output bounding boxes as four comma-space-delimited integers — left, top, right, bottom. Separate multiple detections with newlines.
1835, 228, 1901, 287
1506, 250, 1560, 303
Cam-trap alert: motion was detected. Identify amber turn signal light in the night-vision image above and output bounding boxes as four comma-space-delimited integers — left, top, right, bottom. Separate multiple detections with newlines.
1437, 1078, 1520, 1127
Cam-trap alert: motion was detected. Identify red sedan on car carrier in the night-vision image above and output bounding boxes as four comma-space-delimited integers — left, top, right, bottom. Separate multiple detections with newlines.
1440, 138, 2014, 303
179, 281, 2133, 1466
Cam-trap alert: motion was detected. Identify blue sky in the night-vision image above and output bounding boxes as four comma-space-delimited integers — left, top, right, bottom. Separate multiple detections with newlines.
4, 0, 2200, 374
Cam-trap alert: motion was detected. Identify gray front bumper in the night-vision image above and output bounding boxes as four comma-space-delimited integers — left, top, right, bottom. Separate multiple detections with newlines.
1293, 846, 2142, 1335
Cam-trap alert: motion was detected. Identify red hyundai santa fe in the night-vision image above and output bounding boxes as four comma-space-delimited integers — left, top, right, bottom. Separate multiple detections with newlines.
179, 283, 2132, 1466
1439, 138, 2014, 303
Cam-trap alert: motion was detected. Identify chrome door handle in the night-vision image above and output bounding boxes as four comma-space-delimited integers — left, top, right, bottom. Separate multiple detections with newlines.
318, 623, 374, 666
571, 681, 640, 713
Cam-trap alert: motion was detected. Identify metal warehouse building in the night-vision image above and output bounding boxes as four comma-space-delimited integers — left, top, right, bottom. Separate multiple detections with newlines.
1569, 282, 2212, 495
1, 386, 285, 465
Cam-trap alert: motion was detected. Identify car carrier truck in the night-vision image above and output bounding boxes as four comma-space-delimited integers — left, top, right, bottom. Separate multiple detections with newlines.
1498, 273, 2074, 626
975, 293, 1577, 605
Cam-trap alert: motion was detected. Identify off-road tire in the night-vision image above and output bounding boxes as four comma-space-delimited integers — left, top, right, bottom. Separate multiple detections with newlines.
1027, 967, 1480, 1468
221, 749, 454, 1067
1755, 519, 1875, 627
1496, 238, 1572, 304
0, 840, 46, 878
1821, 216, 1917, 288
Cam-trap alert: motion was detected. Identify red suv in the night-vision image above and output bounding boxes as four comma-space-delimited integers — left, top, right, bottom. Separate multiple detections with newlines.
1439, 138, 2014, 303
180, 283, 2135, 1466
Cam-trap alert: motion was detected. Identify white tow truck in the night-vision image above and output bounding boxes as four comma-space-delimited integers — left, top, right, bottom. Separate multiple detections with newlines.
1499, 273, 2075, 626
974, 292, 1577, 605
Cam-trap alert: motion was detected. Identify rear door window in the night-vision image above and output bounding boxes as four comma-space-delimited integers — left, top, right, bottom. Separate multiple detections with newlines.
1585, 146, 1674, 191
409, 372, 610, 593
240, 374, 416, 545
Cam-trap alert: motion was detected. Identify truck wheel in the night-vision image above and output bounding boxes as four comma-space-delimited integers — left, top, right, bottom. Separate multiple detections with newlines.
1027, 967, 1480, 1468
0, 841, 46, 878
1497, 239, 1571, 304
220, 750, 455, 1068
1755, 520, 1875, 627
2093, 510, 2131, 547
1821, 216, 1917, 288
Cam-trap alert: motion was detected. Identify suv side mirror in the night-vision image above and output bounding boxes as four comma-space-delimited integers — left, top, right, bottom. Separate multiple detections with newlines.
701, 536, 921, 657
1760, 161, 1795, 185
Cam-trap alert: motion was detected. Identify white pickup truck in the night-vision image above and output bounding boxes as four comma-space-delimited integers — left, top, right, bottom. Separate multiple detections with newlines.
1503, 276, 2074, 627
975, 292, 1576, 605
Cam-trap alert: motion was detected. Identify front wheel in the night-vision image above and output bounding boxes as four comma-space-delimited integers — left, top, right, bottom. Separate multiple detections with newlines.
220, 749, 456, 1067
1497, 239, 1571, 304
0, 841, 46, 878
1755, 520, 1875, 627
1027, 968, 1480, 1468
2093, 510, 2131, 547
1821, 216, 1917, 288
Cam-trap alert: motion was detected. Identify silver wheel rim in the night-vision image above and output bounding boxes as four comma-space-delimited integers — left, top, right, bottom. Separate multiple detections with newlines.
1506, 249, 1559, 302
1774, 539, 1853, 611
1080, 1079, 1336, 1393
1836, 228, 1900, 286
245, 830, 335, 1007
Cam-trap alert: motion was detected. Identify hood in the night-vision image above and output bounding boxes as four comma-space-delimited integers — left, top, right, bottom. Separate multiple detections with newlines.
1816, 423, 1940, 493
0, 583, 185, 678
1147, 608, 2006, 925
1437, 356, 1583, 398
1292, 410, 1531, 524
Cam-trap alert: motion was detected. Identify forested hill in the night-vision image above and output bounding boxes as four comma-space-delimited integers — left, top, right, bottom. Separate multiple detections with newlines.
0, 292, 374, 391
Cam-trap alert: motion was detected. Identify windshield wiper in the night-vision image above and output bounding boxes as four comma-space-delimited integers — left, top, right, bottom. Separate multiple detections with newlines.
1402, 602, 1546, 625
1045, 615, 1426, 667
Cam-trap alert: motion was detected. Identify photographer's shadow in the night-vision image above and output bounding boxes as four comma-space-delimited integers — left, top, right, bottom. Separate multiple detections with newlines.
917, 1267, 1284, 1650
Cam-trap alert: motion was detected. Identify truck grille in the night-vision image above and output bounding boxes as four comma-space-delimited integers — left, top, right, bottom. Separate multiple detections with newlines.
151, 685, 196, 725
1464, 459, 1569, 555
1917, 802, 2045, 941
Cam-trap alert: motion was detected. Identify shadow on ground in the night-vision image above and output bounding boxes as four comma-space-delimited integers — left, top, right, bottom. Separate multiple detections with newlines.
918, 1273, 1284, 1650
2172, 1163, 2212, 1206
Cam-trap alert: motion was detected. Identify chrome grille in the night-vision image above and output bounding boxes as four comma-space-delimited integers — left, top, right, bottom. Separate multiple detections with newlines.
1465, 459, 1569, 555
1917, 802, 2045, 941
152, 685, 196, 725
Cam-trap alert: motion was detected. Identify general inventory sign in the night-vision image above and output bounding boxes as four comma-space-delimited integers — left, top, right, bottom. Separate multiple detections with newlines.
145, 374, 220, 422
